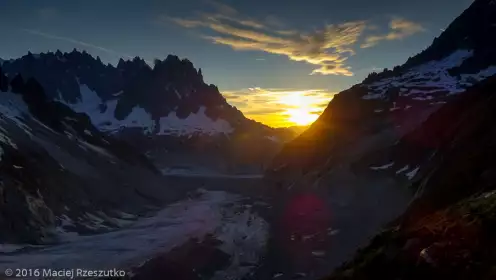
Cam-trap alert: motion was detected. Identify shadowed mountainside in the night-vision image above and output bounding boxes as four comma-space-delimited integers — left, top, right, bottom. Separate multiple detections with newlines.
0, 68, 180, 244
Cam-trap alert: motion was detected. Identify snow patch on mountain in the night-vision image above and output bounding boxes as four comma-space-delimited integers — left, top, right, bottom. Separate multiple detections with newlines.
157, 106, 233, 136
67, 84, 155, 134
396, 165, 410, 174
405, 166, 420, 180
362, 50, 474, 100
389, 102, 401, 111
430, 101, 447, 105
77, 139, 116, 159
65, 84, 234, 136
370, 162, 395, 170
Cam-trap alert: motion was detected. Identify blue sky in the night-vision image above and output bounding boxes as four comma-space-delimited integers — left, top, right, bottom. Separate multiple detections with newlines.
0, 0, 473, 126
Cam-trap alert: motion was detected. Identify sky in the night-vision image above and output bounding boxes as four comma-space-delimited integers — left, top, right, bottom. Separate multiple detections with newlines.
0, 0, 472, 127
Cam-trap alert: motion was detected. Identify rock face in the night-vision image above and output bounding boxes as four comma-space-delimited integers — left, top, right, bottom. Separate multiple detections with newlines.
0, 69, 180, 244
0, 51, 294, 174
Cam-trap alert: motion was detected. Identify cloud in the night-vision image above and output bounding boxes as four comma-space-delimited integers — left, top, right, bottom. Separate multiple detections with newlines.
361, 18, 424, 48
166, 14, 266, 30
167, 2, 368, 76
21, 29, 134, 59
211, 14, 266, 29
168, 18, 204, 28
222, 88, 335, 127
166, 2, 424, 75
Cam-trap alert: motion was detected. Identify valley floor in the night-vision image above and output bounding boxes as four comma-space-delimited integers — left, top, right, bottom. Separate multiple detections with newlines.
0, 180, 268, 280
1, 170, 413, 280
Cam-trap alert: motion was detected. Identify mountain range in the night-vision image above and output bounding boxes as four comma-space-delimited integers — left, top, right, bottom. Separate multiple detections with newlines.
1, 51, 297, 175
1, 0, 496, 278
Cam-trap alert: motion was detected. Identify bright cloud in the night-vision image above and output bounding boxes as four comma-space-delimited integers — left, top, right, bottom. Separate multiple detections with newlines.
223, 88, 336, 127
165, 2, 367, 76
165, 2, 424, 76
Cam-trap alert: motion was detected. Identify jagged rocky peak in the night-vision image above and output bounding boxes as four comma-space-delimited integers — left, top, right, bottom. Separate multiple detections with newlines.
1, 49, 225, 109
152, 55, 205, 87
117, 56, 149, 70
0, 49, 277, 140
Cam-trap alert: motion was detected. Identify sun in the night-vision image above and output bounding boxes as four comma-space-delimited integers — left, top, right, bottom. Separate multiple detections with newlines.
287, 108, 319, 126
277, 91, 325, 126
223, 88, 333, 127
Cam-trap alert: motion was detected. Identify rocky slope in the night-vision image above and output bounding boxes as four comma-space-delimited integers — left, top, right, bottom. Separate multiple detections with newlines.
0, 68, 180, 245
326, 75, 496, 280
0, 52, 294, 174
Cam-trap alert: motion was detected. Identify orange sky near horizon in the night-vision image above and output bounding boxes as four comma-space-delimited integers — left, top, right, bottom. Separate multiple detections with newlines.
223, 88, 336, 127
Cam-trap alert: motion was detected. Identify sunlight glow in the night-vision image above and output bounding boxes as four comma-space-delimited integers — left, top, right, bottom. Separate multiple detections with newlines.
223, 88, 335, 127
286, 108, 320, 126
278, 90, 327, 126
